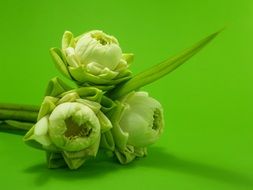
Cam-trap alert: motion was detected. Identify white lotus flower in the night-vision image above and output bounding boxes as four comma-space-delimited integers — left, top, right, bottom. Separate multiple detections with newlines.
50, 30, 133, 90
119, 91, 164, 147
111, 91, 164, 164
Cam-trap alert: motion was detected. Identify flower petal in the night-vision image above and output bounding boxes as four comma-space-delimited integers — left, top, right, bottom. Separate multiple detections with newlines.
50, 48, 72, 79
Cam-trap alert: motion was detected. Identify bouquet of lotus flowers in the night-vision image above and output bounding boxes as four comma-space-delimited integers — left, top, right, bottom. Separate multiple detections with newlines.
0, 29, 220, 169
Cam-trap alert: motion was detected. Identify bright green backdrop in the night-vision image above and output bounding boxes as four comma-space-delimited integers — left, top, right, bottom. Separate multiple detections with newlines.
0, 0, 252, 190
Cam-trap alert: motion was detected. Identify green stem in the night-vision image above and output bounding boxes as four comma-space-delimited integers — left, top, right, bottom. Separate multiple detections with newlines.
0, 103, 40, 112
0, 109, 38, 122
109, 30, 222, 99
0, 120, 34, 132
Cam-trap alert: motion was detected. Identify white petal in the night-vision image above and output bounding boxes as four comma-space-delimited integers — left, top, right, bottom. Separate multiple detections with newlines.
34, 116, 49, 136
74, 30, 122, 70
33, 115, 52, 146
65, 47, 80, 67
86, 62, 104, 75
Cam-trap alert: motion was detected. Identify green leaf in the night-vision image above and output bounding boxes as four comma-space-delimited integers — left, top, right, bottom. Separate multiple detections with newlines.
110, 30, 222, 99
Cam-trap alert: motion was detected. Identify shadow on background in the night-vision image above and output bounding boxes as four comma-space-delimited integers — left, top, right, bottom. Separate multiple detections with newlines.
24, 147, 253, 187
23, 158, 130, 185
141, 147, 253, 186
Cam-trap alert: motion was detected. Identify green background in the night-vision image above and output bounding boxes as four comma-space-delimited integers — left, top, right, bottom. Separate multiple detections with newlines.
0, 0, 252, 189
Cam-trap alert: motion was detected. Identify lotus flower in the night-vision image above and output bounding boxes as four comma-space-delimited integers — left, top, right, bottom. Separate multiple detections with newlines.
50, 30, 134, 91
111, 91, 164, 164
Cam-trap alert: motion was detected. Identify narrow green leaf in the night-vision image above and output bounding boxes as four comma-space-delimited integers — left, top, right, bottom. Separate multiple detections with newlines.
110, 30, 222, 99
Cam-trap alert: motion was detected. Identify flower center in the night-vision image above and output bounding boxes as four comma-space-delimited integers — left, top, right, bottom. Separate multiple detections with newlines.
91, 33, 108, 45
64, 117, 92, 138
152, 109, 161, 131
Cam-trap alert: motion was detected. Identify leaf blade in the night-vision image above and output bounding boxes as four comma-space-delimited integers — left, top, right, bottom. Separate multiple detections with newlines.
110, 30, 222, 99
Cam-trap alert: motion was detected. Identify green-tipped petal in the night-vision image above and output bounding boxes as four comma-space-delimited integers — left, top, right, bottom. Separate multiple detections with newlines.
73, 87, 103, 102
62, 31, 75, 50
45, 77, 72, 97
50, 47, 72, 79
57, 92, 79, 105
37, 96, 58, 120
47, 152, 67, 169
115, 146, 147, 164
115, 145, 136, 164
60, 87, 103, 102
62, 156, 86, 170
110, 102, 129, 150
100, 95, 116, 113
134, 147, 148, 157
122, 53, 134, 64
62, 137, 100, 159
69, 66, 112, 84
97, 111, 112, 133
62, 136, 100, 169
76, 99, 101, 113
23, 125, 45, 150
23, 116, 57, 151
100, 131, 115, 151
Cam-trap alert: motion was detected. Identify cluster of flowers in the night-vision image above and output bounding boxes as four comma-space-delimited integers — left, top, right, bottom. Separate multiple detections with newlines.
0, 29, 219, 170
24, 30, 164, 169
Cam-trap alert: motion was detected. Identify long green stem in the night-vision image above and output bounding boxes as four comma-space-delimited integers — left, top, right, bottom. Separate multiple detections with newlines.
0, 109, 38, 122
109, 30, 222, 99
0, 104, 38, 135
0, 103, 40, 112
